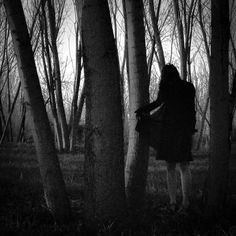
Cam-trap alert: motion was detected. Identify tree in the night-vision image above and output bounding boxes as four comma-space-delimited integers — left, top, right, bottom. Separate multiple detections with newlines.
39, 0, 63, 151
195, 0, 210, 150
0, 81, 21, 144
0, 15, 10, 141
172, 0, 197, 81
148, 0, 165, 71
69, 0, 83, 152
82, 0, 126, 224
124, 0, 150, 210
3, 0, 71, 222
206, 0, 230, 215
46, 0, 69, 151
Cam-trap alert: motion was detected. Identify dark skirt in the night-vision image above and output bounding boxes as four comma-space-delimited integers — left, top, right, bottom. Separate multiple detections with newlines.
136, 115, 192, 163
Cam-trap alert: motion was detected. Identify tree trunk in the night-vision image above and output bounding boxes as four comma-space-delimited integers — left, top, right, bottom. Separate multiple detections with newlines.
68, 41, 82, 148
148, 0, 165, 71
3, 0, 71, 222
40, 13, 63, 151
207, 0, 230, 215
6, 52, 13, 142
70, 84, 85, 152
173, 0, 187, 80
196, 96, 209, 150
82, 0, 126, 224
124, 0, 150, 210
69, 0, 83, 132
0, 99, 6, 138
0, 81, 21, 144
121, 0, 130, 149
69, 42, 82, 132
68, 0, 83, 152
47, 0, 69, 151
198, 0, 210, 66
17, 102, 26, 143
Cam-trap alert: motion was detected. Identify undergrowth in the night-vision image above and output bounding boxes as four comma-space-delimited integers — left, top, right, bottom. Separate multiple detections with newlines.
0, 143, 236, 235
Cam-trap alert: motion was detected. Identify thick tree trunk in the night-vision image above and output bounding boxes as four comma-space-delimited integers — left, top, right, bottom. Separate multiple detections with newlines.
125, 0, 150, 210
3, 0, 71, 222
82, 0, 126, 224
207, 0, 230, 215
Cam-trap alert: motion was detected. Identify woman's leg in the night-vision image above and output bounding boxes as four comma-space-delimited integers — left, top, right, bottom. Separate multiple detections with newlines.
179, 162, 192, 208
166, 162, 177, 205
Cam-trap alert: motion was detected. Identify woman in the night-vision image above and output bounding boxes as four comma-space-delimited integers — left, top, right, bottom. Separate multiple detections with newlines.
136, 64, 196, 211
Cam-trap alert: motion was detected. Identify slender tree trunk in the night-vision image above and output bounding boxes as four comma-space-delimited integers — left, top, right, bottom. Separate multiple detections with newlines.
121, 0, 130, 148
196, 96, 209, 150
69, 41, 82, 150
69, 0, 83, 132
40, 14, 63, 151
207, 0, 230, 215
173, 0, 187, 80
0, 99, 6, 136
198, 0, 210, 66
68, 0, 83, 152
6, 52, 13, 142
70, 84, 85, 152
0, 81, 21, 144
3, 0, 71, 221
82, 0, 126, 224
47, 0, 69, 151
0, 20, 9, 138
69, 42, 82, 131
124, 0, 150, 210
17, 102, 26, 143
148, 0, 165, 71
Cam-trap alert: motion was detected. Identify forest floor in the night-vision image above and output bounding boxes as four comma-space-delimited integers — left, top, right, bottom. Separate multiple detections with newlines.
0, 143, 236, 235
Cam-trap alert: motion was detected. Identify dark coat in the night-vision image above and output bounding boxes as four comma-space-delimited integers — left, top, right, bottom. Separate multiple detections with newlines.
137, 79, 196, 162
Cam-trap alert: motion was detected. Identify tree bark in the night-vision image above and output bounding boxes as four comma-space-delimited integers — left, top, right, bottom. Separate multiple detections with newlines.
124, 0, 150, 210
82, 0, 126, 224
3, 0, 71, 222
207, 0, 230, 215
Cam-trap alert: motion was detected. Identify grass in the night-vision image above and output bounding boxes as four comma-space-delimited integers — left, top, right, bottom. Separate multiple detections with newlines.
0, 143, 235, 235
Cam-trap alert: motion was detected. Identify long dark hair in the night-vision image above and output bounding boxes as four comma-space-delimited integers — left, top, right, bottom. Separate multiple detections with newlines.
159, 64, 181, 90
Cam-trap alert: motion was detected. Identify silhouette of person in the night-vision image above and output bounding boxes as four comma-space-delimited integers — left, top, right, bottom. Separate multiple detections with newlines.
136, 64, 196, 211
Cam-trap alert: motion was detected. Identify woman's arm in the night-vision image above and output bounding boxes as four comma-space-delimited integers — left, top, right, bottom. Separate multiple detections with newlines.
135, 90, 163, 115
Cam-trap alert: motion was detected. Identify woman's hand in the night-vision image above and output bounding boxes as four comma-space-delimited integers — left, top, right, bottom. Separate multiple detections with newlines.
135, 108, 144, 117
